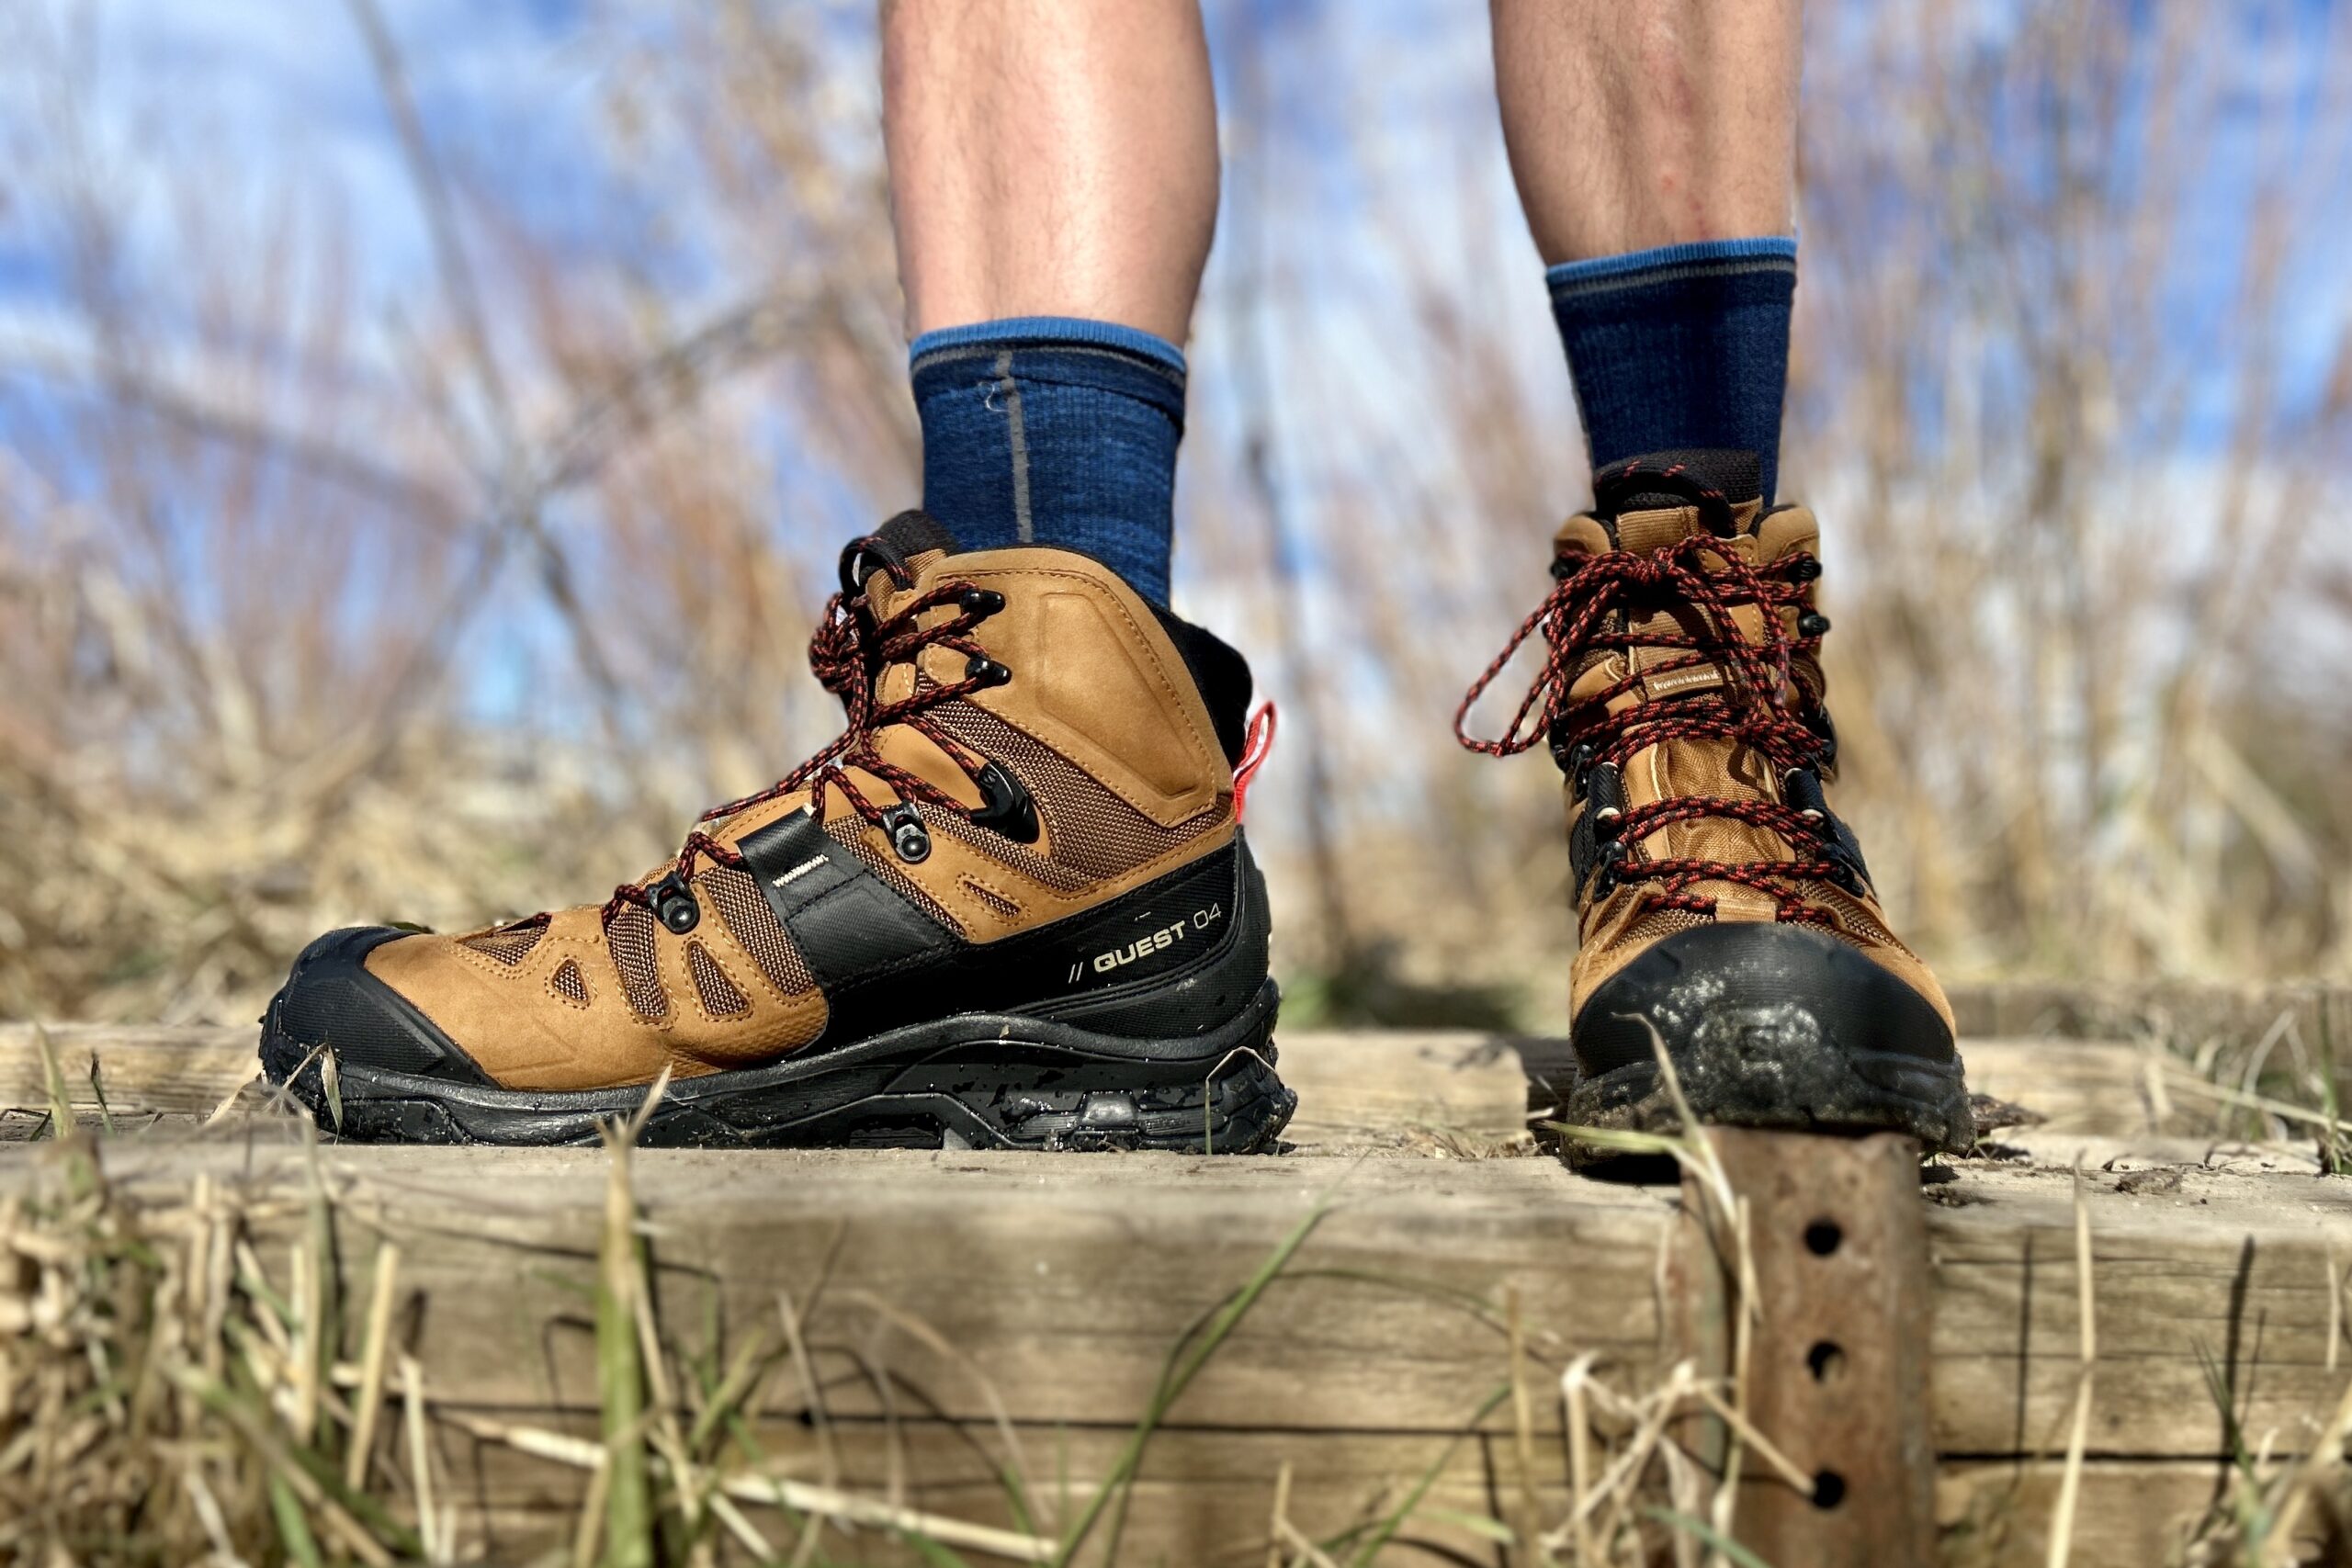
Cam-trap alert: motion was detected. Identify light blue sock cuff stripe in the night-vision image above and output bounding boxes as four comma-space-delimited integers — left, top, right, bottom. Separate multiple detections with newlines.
908, 316, 1187, 375
1546, 236, 1797, 289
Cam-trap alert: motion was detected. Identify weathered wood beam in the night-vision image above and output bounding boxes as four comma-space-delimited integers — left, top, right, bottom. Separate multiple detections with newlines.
4, 1138, 2344, 1462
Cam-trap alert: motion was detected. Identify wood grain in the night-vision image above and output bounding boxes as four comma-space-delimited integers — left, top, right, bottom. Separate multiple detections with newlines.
5, 1016, 2348, 1566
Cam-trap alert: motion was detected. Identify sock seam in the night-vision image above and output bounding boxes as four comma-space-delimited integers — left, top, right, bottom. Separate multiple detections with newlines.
991, 350, 1035, 544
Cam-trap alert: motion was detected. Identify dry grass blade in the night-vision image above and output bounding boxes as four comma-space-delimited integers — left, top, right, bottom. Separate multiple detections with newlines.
401, 1353, 446, 1565
1562, 1353, 1601, 1565
1265, 1457, 1295, 1568
447, 1413, 1060, 1562
1507, 1288, 1547, 1567
345, 1241, 401, 1491
34, 1023, 73, 1141
1690, 1385, 1812, 1496
596, 1099, 659, 1568
2045, 1155, 2097, 1568
2263, 1372, 2352, 1563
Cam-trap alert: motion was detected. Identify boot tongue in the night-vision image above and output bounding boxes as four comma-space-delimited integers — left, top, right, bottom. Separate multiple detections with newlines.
843, 510, 961, 598
843, 510, 962, 615
1585, 449, 1793, 913
1593, 449, 1764, 549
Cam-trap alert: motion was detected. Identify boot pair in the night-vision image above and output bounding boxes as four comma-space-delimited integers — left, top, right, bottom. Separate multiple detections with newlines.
261, 453, 1972, 1155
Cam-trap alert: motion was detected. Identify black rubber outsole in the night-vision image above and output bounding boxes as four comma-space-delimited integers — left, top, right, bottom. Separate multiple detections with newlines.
1558, 1034, 1974, 1167
258, 977, 1294, 1154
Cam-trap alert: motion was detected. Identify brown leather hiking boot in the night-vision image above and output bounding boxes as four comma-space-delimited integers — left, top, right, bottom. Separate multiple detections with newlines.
1460, 450, 1973, 1156
260, 513, 1292, 1150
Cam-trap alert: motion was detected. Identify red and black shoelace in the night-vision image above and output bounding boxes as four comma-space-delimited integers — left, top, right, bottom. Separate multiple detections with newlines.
601, 546, 1011, 930
1456, 525, 1851, 922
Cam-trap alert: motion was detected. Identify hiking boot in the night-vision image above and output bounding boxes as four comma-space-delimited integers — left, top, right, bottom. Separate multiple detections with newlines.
1459, 450, 1973, 1156
259, 513, 1293, 1151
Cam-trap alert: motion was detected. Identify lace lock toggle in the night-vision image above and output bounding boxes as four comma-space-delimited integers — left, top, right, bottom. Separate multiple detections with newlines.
971, 761, 1040, 844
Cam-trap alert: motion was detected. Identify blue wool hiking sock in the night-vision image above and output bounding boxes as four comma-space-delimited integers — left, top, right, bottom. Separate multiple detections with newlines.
910, 316, 1186, 606
1546, 237, 1798, 503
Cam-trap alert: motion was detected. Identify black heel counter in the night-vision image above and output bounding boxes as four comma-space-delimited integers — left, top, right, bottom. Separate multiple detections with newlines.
1035, 830, 1274, 1039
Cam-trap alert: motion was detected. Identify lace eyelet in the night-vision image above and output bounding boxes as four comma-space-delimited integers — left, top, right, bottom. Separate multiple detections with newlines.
1789, 557, 1823, 583
882, 804, 932, 863
958, 587, 1006, 617
1798, 611, 1832, 637
1552, 735, 1596, 791
652, 874, 700, 935
966, 655, 1012, 687
1591, 840, 1629, 897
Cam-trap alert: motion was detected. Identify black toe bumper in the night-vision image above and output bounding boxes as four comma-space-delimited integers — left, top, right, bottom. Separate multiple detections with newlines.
1567, 921, 1970, 1155
262, 927, 491, 1085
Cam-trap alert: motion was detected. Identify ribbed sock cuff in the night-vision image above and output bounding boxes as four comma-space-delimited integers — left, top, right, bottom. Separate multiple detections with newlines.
1545, 235, 1797, 295
910, 316, 1187, 376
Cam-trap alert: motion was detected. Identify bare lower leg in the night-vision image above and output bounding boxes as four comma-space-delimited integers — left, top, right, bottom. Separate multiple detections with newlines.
881, 0, 1219, 344
1491, 0, 1802, 263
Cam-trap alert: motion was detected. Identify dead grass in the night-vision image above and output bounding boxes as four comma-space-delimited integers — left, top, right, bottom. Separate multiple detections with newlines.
8, 1040, 2352, 1564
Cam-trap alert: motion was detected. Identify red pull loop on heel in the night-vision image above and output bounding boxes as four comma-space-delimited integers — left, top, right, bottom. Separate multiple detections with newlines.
1233, 701, 1277, 822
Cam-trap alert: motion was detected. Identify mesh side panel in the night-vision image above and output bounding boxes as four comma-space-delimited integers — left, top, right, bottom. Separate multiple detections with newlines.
929, 700, 1222, 882
1804, 883, 1906, 952
458, 915, 549, 965
701, 865, 818, 997
549, 958, 590, 1006
686, 942, 750, 1018
928, 813, 1092, 893
959, 876, 1023, 920
605, 905, 669, 1021
1603, 904, 1713, 955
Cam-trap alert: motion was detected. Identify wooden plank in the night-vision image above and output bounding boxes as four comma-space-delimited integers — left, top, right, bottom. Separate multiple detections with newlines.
1927, 1155, 2352, 1460
4, 1136, 2346, 1463
40, 1142, 1672, 1437
424, 1416, 1564, 1566
1679, 1131, 1937, 1566
376, 1427, 2320, 1567
1274, 1029, 1533, 1152
1936, 1458, 2325, 1567
0, 1023, 255, 1123
1959, 1040, 2185, 1137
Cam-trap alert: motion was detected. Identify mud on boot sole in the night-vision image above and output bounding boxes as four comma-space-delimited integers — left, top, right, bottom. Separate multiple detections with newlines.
259, 979, 1293, 1153
1560, 922, 1974, 1168
1559, 1021, 1973, 1168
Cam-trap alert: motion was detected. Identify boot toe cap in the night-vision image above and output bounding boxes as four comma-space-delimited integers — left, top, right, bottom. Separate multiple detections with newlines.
263, 927, 491, 1084
1574, 919, 1956, 1078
